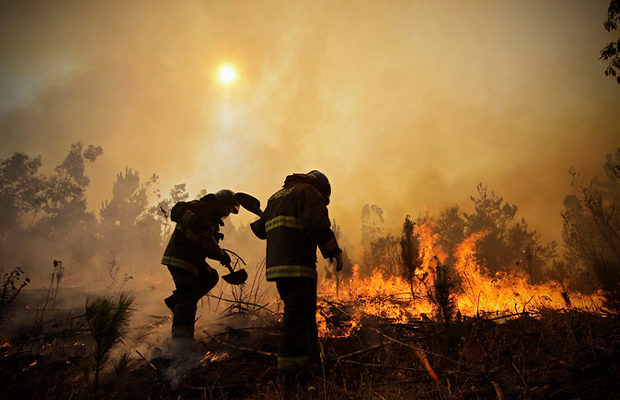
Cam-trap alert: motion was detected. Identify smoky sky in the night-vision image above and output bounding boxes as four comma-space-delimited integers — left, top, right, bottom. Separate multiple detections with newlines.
1, 0, 619, 253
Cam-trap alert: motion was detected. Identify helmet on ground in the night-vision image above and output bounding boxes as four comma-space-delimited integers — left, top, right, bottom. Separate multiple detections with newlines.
214, 189, 240, 214
306, 170, 331, 204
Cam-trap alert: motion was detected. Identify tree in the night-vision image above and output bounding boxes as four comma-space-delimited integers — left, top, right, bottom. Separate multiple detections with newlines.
428, 260, 456, 329
361, 204, 385, 271
562, 149, 620, 310
98, 168, 162, 278
146, 183, 190, 245
100, 168, 150, 229
0, 153, 46, 237
461, 184, 556, 281
435, 205, 467, 264
0, 144, 103, 274
323, 219, 354, 280
34, 143, 102, 239
601, 0, 620, 83
400, 215, 422, 299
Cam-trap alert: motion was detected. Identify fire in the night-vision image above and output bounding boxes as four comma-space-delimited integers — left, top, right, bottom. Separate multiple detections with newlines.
200, 351, 231, 365
317, 223, 603, 337
452, 231, 601, 315
22, 360, 38, 371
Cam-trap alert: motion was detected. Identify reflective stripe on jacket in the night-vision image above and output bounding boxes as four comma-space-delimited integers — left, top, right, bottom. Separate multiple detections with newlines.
161, 255, 201, 277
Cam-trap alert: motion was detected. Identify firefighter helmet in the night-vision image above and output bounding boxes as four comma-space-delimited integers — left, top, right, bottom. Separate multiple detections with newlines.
213, 189, 240, 214
307, 170, 331, 204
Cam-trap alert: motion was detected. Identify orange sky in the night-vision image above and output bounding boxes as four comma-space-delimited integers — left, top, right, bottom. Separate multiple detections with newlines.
1, 0, 618, 253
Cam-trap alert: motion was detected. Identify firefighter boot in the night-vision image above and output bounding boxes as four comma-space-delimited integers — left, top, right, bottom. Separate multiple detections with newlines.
171, 324, 194, 340
167, 325, 194, 355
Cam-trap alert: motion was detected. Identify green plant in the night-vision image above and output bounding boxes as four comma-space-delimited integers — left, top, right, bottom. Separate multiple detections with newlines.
0, 267, 30, 322
112, 352, 132, 376
84, 292, 134, 393
400, 215, 422, 300
429, 259, 457, 329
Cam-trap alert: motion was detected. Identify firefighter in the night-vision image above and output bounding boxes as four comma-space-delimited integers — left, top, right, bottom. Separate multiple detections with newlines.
250, 170, 343, 386
161, 189, 239, 344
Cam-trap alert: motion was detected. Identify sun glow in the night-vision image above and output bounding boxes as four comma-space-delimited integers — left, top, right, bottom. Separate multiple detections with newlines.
218, 64, 237, 84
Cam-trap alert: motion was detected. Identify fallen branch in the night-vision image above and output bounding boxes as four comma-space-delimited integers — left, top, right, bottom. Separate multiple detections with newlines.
491, 380, 505, 400
334, 343, 385, 363
134, 349, 160, 373
370, 328, 457, 364
203, 330, 276, 357
413, 346, 441, 385
511, 361, 528, 389
487, 311, 530, 321
370, 328, 445, 385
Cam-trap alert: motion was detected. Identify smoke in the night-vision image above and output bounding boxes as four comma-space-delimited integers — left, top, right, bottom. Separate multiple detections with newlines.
1, 0, 619, 276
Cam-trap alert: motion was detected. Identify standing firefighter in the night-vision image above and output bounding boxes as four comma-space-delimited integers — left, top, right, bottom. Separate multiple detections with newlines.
161, 190, 239, 344
250, 170, 343, 385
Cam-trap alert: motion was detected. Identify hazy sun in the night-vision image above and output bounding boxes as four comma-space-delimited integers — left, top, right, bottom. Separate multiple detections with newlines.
218, 64, 237, 84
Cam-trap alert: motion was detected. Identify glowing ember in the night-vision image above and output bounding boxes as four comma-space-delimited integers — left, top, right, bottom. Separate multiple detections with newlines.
22, 360, 38, 371
200, 351, 231, 365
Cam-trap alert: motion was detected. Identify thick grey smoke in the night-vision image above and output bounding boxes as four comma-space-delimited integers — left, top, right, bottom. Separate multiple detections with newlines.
1, 0, 618, 274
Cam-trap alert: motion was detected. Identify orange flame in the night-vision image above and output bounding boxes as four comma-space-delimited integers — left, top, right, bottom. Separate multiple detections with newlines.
200, 351, 231, 365
318, 223, 603, 337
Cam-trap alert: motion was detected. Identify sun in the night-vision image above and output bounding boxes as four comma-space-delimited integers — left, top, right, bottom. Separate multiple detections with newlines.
218, 64, 237, 84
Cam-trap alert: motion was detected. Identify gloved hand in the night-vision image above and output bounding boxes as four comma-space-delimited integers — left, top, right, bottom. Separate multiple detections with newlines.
329, 253, 343, 272
219, 250, 231, 267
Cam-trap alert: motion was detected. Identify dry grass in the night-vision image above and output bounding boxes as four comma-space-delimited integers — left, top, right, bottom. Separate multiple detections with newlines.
1, 306, 618, 400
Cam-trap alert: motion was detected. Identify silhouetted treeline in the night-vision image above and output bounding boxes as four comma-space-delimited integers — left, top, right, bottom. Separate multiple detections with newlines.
0, 143, 266, 290
0, 143, 186, 288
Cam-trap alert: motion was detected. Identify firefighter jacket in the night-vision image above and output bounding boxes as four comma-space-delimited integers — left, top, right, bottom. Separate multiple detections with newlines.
161, 199, 227, 277
250, 178, 341, 281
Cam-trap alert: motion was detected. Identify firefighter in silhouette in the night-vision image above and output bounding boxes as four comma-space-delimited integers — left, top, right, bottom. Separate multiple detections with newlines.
250, 170, 343, 386
161, 189, 239, 343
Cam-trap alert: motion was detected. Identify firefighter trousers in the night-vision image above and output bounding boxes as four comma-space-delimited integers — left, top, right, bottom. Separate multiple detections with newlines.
275, 278, 319, 371
166, 265, 219, 339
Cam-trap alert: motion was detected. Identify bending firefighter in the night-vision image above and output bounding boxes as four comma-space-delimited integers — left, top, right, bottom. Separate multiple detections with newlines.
250, 170, 343, 383
161, 190, 238, 342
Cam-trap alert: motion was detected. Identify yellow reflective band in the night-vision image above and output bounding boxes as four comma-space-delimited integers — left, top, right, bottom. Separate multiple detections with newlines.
265, 215, 302, 233
161, 256, 200, 277
277, 355, 309, 370
266, 265, 317, 281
